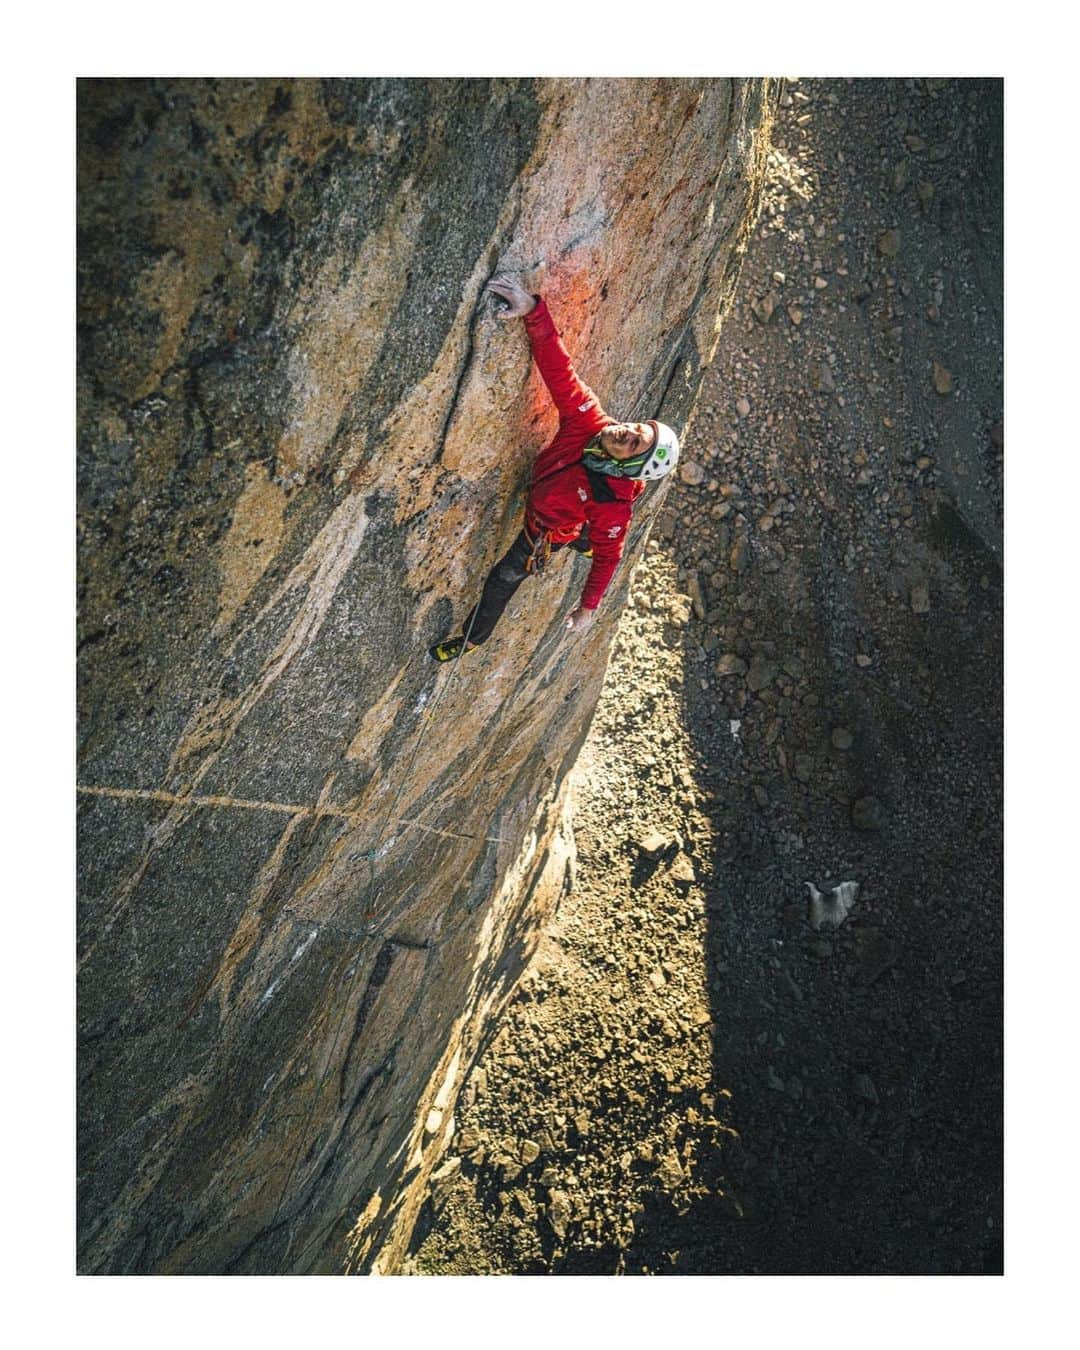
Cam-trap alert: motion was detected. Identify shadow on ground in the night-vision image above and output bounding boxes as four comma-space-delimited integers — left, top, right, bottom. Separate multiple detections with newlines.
618, 75, 1003, 1275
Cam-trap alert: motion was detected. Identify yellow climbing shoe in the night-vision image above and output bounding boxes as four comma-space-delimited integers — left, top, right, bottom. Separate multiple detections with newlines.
429, 635, 476, 662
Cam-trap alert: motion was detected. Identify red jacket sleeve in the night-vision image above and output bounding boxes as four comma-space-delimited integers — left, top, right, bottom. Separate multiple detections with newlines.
579, 506, 633, 609
522, 298, 603, 426
580, 550, 622, 610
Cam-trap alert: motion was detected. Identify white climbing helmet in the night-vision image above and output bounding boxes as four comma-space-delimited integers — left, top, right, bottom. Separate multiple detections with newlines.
639, 420, 680, 480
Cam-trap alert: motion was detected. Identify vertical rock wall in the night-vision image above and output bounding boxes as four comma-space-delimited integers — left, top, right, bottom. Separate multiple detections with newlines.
77, 76, 776, 1274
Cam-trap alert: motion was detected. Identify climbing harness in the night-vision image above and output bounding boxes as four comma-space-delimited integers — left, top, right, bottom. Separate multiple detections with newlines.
523, 522, 553, 576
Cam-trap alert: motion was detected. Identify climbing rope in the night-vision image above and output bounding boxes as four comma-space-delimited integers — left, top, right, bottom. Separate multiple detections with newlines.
358, 596, 485, 918
264, 590, 489, 1269
74, 784, 512, 851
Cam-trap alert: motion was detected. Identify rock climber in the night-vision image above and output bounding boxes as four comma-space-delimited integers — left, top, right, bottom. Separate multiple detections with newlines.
429, 274, 681, 661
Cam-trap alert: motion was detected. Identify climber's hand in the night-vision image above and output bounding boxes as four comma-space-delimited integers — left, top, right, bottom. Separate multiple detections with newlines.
565, 607, 597, 635
487, 274, 536, 319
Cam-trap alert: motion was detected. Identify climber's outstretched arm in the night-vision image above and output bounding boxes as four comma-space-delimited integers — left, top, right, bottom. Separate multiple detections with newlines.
487, 275, 603, 426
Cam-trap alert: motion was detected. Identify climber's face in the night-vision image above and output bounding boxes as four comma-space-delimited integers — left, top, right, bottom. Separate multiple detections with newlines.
599, 421, 657, 460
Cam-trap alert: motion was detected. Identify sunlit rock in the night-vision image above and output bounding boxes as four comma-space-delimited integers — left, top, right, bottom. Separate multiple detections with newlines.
77, 76, 776, 1274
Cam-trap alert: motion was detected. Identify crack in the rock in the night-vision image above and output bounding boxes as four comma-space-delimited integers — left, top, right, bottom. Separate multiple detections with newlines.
338, 941, 398, 1106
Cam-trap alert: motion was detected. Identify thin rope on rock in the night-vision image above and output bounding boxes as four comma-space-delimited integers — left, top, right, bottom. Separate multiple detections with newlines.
75, 784, 511, 850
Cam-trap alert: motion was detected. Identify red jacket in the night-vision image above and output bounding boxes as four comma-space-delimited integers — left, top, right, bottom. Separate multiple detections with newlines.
522, 298, 646, 610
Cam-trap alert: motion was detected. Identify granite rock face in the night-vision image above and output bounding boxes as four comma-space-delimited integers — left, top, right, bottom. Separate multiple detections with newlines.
77, 77, 775, 1274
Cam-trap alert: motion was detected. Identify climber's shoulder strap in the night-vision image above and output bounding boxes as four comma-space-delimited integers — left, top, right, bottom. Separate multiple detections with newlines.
583, 464, 618, 504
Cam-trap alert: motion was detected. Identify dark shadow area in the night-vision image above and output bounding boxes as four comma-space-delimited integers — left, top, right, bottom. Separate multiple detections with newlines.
623, 76, 1003, 1274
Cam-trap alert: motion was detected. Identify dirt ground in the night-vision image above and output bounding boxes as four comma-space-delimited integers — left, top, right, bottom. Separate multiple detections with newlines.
409, 77, 1003, 1276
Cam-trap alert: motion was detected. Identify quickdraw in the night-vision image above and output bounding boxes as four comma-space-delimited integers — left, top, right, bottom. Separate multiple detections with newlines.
523, 523, 553, 576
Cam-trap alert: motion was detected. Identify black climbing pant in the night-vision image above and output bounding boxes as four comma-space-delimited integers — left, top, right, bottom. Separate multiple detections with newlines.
464, 527, 588, 645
